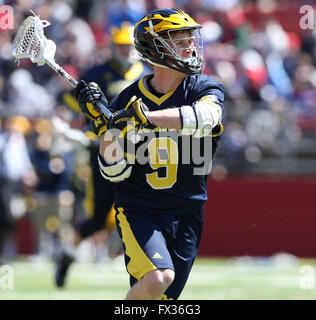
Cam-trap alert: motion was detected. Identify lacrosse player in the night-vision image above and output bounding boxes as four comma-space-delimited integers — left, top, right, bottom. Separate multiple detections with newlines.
54, 22, 151, 288
76, 8, 225, 300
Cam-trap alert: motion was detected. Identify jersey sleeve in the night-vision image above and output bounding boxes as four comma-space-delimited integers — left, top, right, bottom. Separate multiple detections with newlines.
193, 75, 225, 106
192, 75, 225, 136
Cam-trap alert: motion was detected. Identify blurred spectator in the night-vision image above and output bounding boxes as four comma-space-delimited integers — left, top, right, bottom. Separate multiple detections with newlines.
0, 115, 37, 259
104, 0, 147, 29
8, 69, 55, 118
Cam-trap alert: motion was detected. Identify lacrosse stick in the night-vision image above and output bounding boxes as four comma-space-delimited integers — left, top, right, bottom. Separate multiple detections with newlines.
12, 11, 112, 119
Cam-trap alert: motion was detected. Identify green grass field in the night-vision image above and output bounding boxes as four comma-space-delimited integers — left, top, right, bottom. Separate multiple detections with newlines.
1, 255, 316, 300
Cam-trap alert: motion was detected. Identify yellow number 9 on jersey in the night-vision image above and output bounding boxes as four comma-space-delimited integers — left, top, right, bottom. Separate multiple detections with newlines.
146, 137, 178, 189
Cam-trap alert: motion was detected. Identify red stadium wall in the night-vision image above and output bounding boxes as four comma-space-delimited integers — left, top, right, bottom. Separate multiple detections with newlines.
199, 176, 316, 258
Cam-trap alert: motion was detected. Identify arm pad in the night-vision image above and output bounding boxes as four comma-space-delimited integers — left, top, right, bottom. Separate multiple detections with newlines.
179, 95, 223, 138
98, 154, 132, 183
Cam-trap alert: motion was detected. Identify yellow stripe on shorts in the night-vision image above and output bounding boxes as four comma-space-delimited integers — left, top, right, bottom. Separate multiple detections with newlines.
117, 207, 157, 280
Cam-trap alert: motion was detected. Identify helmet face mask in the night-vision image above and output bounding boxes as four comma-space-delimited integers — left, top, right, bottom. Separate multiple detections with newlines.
153, 28, 203, 74
134, 9, 204, 75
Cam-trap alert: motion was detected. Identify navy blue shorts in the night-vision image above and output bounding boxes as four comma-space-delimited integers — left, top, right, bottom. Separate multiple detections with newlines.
115, 205, 204, 300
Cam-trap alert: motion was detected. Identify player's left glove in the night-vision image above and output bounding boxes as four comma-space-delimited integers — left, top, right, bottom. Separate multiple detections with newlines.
107, 96, 156, 142
75, 80, 109, 136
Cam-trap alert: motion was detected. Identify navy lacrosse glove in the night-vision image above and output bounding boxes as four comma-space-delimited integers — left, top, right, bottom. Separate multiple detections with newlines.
75, 80, 109, 136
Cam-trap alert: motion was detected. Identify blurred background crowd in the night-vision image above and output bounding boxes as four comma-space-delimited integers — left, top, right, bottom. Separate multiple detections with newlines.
0, 0, 315, 262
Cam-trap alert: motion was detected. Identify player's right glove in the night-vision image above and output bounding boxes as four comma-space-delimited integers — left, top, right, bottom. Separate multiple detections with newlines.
75, 80, 109, 136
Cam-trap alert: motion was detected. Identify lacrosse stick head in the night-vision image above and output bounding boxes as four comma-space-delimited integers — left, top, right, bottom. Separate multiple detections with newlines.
12, 11, 56, 66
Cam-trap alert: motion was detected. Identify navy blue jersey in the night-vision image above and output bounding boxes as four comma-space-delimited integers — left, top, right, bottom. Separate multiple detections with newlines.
110, 73, 225, 213
82, 60, 152, 102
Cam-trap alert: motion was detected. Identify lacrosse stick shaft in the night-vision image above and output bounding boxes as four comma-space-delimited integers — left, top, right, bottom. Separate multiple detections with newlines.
46, 59, 112, 119
46, 59, 78, 87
